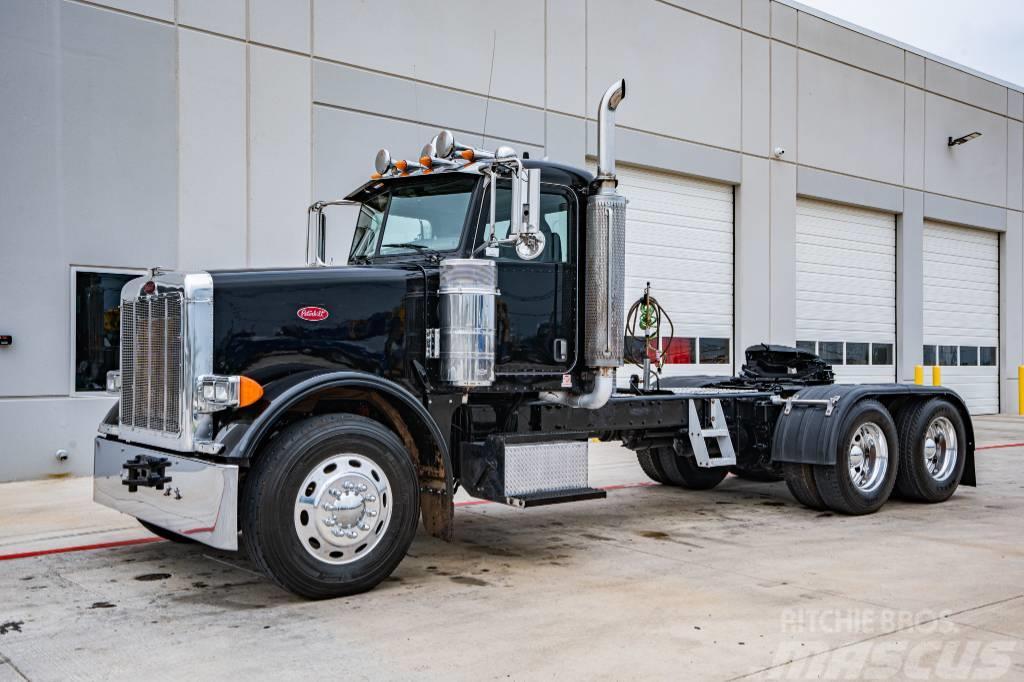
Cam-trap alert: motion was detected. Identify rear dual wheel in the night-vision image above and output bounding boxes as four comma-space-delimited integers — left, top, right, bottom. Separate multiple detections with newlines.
894, 399, 967, 503
636, 446, 728, 490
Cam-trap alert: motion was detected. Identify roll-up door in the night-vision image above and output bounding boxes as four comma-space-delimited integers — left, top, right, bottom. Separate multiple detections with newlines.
795, 199, 897, 383
612, 164, 735, 379
923, 221, 999, 414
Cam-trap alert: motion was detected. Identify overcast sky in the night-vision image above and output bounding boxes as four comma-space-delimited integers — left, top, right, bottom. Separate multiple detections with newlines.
796, 0, 1024, 87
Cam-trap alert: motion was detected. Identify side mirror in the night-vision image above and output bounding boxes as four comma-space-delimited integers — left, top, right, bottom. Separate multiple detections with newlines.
511, 168, 545, 260
307, 199, 359, 267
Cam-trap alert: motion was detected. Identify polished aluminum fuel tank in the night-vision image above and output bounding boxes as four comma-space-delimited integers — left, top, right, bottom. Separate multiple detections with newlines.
439, 258, 497, 387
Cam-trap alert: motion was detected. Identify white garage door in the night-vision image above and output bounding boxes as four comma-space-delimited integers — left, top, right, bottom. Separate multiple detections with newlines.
613, 164, 734, 379
795, 199, 897, 383
923, 221, 999, 414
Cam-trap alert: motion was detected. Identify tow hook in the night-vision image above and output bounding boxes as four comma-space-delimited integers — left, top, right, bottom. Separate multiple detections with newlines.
121, 455, 173, 493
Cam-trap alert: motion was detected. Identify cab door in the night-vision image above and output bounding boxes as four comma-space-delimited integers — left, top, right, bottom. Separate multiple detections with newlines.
477, 182, 578, 376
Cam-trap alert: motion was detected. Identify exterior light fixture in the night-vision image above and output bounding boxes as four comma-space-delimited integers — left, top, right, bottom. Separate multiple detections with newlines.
948, 132, 982, 147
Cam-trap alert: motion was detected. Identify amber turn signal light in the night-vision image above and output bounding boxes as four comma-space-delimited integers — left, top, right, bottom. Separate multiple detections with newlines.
460, 149, 475, 161
238, 376, 264, 408
395, 159, 408, 171
419, 155, 433, 168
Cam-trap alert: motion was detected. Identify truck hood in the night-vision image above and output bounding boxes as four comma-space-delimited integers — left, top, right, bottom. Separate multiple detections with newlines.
208, 264, 430, 385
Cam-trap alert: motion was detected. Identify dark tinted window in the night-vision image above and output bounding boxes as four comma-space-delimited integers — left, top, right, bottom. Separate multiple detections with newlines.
872, 343, 894, 365
959, 346, 978, 366
75, 271, 136, 391
699, 338, 730, 364
819, 342, 843, 364
980, 346, 997, 366
846, 342, 869, 365
923, 345, 936, 366
939, 345, 958, 366
796, 340, 816, 354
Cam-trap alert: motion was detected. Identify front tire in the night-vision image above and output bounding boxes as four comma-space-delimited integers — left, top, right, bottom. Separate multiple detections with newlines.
243, 414, 419, 599
813, 399, 899, 515
894, 399, 966, 503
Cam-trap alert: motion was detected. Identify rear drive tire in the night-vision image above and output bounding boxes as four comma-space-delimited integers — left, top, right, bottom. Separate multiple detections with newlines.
655, 446, 729, 490
783, 463, 827, 511
813, 399, 899, 515
243, 414, 419, 599
730, 465, 784, 483
139, 519, 196, 544
636, 449, 669, 484
894, 399, 966, 503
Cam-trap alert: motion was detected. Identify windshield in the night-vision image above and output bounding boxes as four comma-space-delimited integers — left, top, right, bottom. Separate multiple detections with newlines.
349, 175, 477, 260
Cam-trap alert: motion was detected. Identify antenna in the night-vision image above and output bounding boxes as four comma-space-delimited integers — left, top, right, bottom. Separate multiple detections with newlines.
481, 29, 497, 147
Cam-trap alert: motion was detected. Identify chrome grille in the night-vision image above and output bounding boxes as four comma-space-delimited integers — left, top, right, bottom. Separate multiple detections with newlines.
120, 293, 184, 434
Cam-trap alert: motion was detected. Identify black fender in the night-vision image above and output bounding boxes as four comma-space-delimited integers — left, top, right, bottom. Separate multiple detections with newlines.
217, 370, 456, 538
770, 383, 976, 486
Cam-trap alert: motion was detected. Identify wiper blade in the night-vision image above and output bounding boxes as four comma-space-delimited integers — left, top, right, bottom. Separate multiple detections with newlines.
381, 242, 431, 252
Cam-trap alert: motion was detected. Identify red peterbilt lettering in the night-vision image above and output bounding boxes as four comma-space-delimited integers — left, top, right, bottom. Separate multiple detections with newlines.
296, 306, 329, 322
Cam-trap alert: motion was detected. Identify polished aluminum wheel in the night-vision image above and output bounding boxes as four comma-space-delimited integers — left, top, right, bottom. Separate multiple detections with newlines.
293, 454, 392, 565
923, 416, 958, 483
847, 422, 889, 494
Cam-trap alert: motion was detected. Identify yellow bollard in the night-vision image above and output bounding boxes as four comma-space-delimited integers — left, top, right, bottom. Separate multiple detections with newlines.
932, 365, 941, 386
914, 365, 924, 385
1018, 366, 1023, 416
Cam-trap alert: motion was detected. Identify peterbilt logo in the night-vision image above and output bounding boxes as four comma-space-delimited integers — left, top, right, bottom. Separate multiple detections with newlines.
297, 306, 329, 322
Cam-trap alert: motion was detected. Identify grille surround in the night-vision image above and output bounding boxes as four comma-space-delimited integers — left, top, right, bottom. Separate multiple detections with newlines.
117, 272, 214, 452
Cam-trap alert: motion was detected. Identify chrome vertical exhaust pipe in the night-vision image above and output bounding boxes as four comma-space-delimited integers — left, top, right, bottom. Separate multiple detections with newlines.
542, 79, 627, 411
596, 79, 626, 190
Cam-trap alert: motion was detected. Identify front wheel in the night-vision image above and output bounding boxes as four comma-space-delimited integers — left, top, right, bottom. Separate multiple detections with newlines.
813, 399, 899, 515
243, 414, 420, 599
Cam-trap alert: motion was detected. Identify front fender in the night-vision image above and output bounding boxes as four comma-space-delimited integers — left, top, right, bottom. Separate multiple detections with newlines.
218, 370, 453, 498
771, 384, 976, 486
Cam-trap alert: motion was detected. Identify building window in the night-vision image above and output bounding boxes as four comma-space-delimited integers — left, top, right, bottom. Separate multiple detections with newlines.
819, 342, 843, 365
923, 345, 937, 366
959, 346, 978, 366
662, 337, 696, 364
846, 342, 870, 366
796, 340, 816, 355
74, 270, 138, 392
871, 343, 894, 366
938, 345, 958, 366
698, 337, 730, 365
979, 346, 997, 367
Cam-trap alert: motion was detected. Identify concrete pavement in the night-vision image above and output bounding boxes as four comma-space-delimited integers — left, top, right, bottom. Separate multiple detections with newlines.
0, 416, 1022, 680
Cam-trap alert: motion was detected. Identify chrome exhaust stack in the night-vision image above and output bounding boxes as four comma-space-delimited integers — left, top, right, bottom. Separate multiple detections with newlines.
542, 79, 627, 410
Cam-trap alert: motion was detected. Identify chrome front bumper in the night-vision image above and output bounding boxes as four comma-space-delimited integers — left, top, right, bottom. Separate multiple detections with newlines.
93, 437, 238, 550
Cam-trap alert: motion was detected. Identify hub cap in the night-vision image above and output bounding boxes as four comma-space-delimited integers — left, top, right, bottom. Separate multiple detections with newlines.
923, 416, 958, 482
847, 422, 888, 494
293, 454, 392, 565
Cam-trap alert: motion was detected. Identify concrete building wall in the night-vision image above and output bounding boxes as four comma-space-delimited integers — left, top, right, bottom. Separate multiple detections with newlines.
1, 0, 1022, 480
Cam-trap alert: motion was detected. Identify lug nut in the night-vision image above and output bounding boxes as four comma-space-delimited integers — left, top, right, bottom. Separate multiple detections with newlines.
322, 517, 337, 527
329, 488, 342, 498
367, 510, 378, 517
365, 495, 377, 503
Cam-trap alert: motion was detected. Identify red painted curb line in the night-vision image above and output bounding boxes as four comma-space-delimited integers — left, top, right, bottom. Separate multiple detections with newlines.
0, 482, 660, 562
976, 442, 1024, 450
0, 536, 162, 562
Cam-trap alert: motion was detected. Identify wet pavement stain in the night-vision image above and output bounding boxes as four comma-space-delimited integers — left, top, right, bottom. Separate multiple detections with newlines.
134, 573, 172, 582
0, 620, 25, 635
639, 530, 670, 540
450, 576, 490, 587
760, 501, 786, 507
580, 532, 615, 542
89, 602, 116, 609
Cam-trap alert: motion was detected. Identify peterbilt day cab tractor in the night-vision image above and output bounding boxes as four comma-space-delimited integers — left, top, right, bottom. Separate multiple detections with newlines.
95, 80, 975, 598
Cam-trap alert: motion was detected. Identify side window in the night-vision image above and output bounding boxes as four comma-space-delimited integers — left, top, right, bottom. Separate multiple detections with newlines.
73, 270, 139, 392
479, 183, 572, 263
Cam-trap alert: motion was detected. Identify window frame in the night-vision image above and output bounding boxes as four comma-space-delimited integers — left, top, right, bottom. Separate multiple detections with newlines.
69, 265, 146, 397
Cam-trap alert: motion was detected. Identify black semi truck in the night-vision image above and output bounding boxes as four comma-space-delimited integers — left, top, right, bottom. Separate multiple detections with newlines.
95, 80, 975, 598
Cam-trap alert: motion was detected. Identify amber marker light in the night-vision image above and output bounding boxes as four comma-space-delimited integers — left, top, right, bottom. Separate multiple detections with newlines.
370, 172, 382, 179
459, 149, 475, 161
395, 159, 408, 171
238, 376, 264, 408
419, 156, 433, 168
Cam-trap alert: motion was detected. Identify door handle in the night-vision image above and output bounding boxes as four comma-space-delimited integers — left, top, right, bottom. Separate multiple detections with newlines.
553, 338, 568, 363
